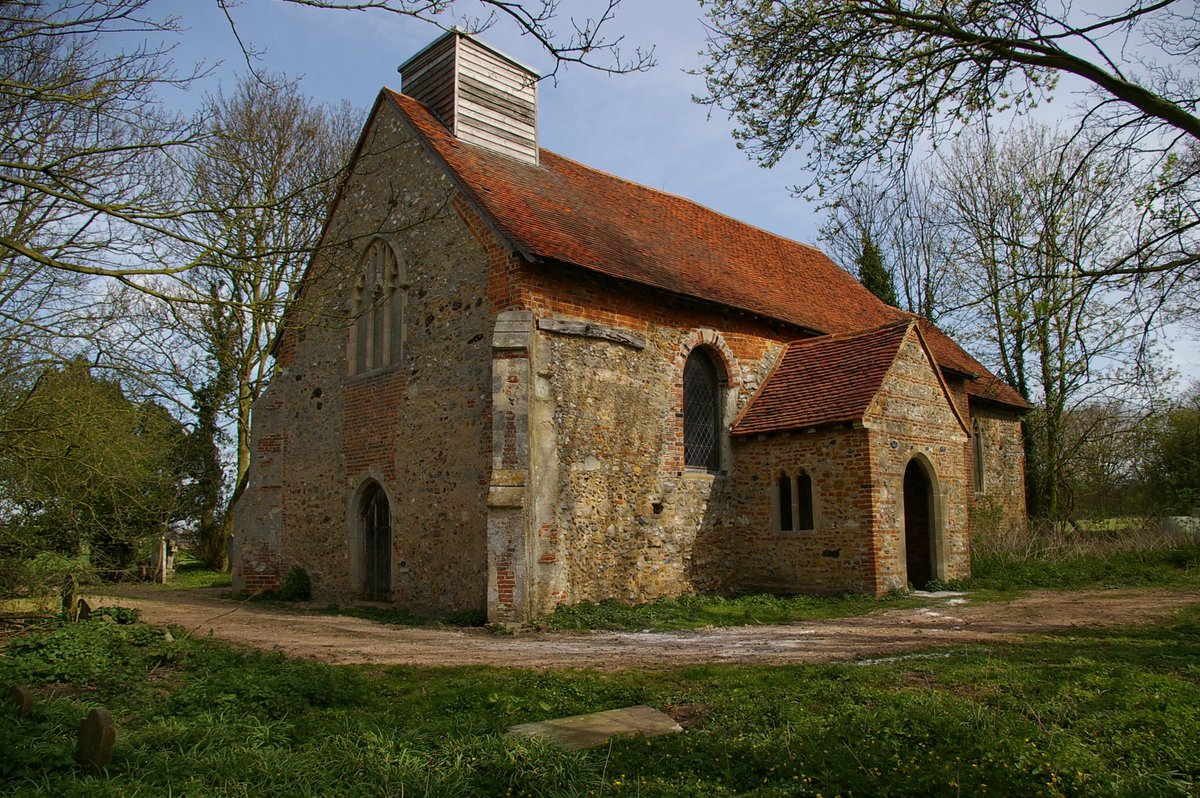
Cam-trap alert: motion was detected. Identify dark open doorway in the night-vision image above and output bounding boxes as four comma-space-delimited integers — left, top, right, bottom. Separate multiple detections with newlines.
902, 459, 934, 588
361, 483, 391, 601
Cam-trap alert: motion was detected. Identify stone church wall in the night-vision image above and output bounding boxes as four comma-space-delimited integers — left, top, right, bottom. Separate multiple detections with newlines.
513, 265, 795, 615
731, 428, 879, 594
971, 407, 1028, 543
235, 99, 1025, 621
233, 107, 493, 615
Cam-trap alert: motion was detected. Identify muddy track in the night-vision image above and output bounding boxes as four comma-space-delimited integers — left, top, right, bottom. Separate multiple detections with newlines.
93, 587, 1200, 670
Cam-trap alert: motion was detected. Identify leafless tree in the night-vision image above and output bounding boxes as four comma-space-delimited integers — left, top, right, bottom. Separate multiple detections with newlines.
938, 125, 1158, 518
3, 0, 648, 567
1, 0, 647, 317
699, 0, 1199, 312
820, 175, 962, 326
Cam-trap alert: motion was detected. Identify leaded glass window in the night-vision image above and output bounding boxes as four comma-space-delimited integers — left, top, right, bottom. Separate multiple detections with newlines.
684, 348, 721, 471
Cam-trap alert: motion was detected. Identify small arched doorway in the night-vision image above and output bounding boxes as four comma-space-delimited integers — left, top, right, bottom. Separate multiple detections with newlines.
902, 459, 935, 588
361, 483, 391, 601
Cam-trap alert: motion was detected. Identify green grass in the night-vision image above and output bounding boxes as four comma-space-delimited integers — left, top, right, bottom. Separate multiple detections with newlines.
165, 557, 231, 590
539, 591, 923, 631
3, 601, 1199, 797
315, 603, 488, 628
960, 541, 1200, 592
540, 539, 1200, 632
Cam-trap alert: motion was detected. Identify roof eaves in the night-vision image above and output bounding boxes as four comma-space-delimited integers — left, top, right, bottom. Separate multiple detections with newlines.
732, 416, 863, 439
531, 255, 822, 337
968, 387, 1034, 414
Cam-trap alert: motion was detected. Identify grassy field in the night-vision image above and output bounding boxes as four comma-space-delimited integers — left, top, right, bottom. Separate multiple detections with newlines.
538, 591, 925, 631
4, 530, 1197, 796
536, 538, 1200, 632
166, 557, 232, 590
2, 595, 1199, 796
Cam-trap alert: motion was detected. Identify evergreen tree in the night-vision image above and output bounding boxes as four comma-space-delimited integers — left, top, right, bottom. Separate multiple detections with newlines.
0, 360, 191, 576
856, 232, 898, 306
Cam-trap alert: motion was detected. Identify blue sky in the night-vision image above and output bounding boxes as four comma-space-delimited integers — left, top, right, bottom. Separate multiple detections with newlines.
159, 0, 820, 242
154, 0, 1197, 383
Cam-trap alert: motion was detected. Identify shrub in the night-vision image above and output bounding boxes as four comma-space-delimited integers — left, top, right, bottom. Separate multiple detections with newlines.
278, 565, 312, 601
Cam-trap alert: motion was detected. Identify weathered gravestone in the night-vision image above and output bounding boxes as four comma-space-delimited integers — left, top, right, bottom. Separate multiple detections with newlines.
9, 685, 33, 717
75, 707, 115, 773
1162, 516, 1200, 541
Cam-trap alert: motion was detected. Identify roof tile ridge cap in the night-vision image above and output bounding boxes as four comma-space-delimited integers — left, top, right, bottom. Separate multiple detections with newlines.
730, 342, 794, 434
785, 317, 910, 348
537, 149, 830, 253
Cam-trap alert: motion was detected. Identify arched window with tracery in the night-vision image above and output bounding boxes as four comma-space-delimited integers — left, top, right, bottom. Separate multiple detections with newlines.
348, 239, 405, 375
683, 347, 723, 472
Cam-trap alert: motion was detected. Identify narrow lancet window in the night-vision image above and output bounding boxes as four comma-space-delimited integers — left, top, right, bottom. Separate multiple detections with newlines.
683, 348, 722, 471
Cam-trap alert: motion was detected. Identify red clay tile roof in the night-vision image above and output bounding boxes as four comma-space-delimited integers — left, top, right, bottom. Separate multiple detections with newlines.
915, 320, 1029, 408
382, 89, 1029, 411
385, 90, 898, 335
731, 321, 915, 436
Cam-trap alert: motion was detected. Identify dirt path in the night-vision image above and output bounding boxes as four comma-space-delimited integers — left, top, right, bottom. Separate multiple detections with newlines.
93, 587, 1200, 670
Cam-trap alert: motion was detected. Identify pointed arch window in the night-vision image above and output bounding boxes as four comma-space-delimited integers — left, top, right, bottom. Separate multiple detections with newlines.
349, 239, 405, 375
972, 417, 986, 494
684, 348, 722, 471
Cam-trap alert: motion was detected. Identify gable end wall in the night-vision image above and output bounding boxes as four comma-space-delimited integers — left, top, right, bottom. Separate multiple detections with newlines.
233, 104, 494, 614
866, 333, 970, 590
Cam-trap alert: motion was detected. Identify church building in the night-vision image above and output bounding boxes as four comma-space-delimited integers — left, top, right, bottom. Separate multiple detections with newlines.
231, 32, 1029, 623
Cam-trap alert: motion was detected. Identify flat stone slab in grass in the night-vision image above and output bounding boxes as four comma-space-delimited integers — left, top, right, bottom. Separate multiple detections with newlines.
507, 705, 683, 749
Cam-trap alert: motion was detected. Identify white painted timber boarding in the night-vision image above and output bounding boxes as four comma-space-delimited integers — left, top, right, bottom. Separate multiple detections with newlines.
400, 31, 539, 165
456, 36, 538, 163
398, 34, 457, 130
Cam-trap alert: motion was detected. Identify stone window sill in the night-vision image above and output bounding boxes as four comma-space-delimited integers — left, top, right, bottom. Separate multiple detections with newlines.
348, 363, 402, 382
683, 468, 726, 481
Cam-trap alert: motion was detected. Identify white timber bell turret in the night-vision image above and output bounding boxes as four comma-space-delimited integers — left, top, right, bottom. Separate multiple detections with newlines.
399, 30, 540, 165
